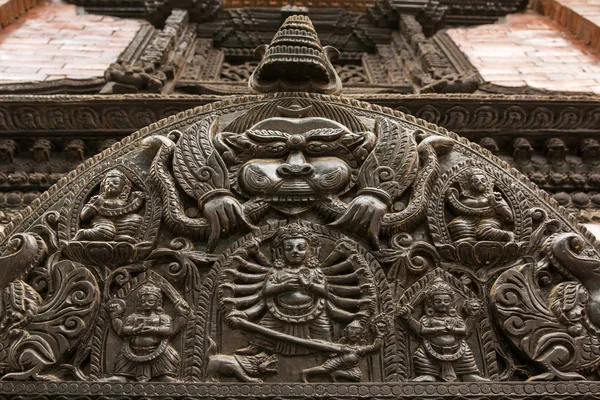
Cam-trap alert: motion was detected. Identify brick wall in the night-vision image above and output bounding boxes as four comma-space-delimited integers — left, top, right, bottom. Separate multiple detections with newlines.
447, 10, 600, 94
0, 0, 142, 83
531, 0, 600, 52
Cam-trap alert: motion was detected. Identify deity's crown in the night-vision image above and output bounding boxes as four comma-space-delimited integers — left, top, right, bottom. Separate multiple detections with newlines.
105, 169, 125, 178
426, 277, 455, 299
138, 283, 161, 298
272, 223, 317, 246
347, 319, 364, 329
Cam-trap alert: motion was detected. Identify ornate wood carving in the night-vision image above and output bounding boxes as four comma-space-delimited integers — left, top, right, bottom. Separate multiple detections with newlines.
1, 18, 600, 398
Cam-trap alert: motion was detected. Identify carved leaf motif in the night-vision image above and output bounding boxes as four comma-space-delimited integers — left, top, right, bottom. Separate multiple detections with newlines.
357, 118, 417, 199
173, 115, 229, 200
28, 260, 99, 355
245, 129, 289, 142
488, 263, 599, 380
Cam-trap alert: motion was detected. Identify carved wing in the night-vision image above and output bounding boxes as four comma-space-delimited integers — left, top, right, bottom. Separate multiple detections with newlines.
27, 260, 99, 356
357, 117, 418, 200
172, 115, 230, 200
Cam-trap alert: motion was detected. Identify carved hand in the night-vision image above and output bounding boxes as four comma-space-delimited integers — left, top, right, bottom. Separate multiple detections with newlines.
397, 305, 413, 321
329, 194, 387, 249
106, 299, 126, 318
203, 195, 257, 252
131, 323, 145, 334
228, 310, 249, 327
332, 239, 358, 257
174, 300, 191, 316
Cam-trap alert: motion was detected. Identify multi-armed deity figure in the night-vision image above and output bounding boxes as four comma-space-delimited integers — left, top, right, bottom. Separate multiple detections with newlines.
446, 169, 515, 243
106, 283, 189, 382
398, 278, 487, 382
222, 222, 376, 358
74, 169, 145, 243
231, 223, 332, 356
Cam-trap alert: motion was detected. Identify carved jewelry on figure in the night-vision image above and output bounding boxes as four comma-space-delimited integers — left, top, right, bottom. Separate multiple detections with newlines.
399, 276, 488, 382
106, 282, 190, 382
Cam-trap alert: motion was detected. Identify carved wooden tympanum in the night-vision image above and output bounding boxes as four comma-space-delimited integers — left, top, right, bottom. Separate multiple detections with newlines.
1, 15, 600, 399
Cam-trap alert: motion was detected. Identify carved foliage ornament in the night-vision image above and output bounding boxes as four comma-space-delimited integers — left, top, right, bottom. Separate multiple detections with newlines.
1, 15, 600, 395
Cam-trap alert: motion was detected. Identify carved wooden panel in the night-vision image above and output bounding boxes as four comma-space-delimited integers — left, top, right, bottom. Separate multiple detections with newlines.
0, 16, 599, 400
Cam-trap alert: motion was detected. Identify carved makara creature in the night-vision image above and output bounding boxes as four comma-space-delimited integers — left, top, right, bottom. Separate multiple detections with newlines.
0, 259, 99, 381
74, 169, 145, 243
491, 233, 600, 380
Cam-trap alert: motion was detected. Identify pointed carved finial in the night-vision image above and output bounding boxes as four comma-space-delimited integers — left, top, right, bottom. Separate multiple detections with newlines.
248, 15, 342, 95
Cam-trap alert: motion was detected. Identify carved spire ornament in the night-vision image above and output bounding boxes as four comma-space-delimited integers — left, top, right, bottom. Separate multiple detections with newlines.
248, 15, 342, 95
2, 14, 600, 399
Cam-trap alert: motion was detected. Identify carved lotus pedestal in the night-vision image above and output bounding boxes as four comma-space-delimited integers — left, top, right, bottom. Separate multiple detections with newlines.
438, 241, 525, 269
60, 240, 153, 268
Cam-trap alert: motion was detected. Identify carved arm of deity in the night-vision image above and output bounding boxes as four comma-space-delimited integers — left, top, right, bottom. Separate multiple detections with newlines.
298, 268, 328, 296
398, 305, 422, 334
140, 317, 173, 337
144, 116, 258, 252
446, 318, 468, 337
462, 299, 483, 336
330, 119, 453, 248
488, 192, 514, 222
80, 195, 101, 221
263, 278, 301, 296
446, 188, 495, 217
107, 299, 127, 335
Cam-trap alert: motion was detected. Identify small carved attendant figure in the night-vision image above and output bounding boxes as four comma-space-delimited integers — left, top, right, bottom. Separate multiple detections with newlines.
548, 282, 589, 337
398, 278, 487, 382
446, 169, 515, 243
301, 318, 384, 382
74, 169, 145, 243
106, 283, 189, 382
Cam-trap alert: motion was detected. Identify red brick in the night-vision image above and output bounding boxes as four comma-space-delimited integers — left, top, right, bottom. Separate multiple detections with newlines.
37, 67, 104, 77
0, 72, 47, 80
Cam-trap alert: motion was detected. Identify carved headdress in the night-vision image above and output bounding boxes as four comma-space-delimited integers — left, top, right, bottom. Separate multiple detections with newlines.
100, 169, 132, 201
424, 278, 457, 316
457, 168, 493, 198
271, 223, 321, 268
138, 283, 162, 298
